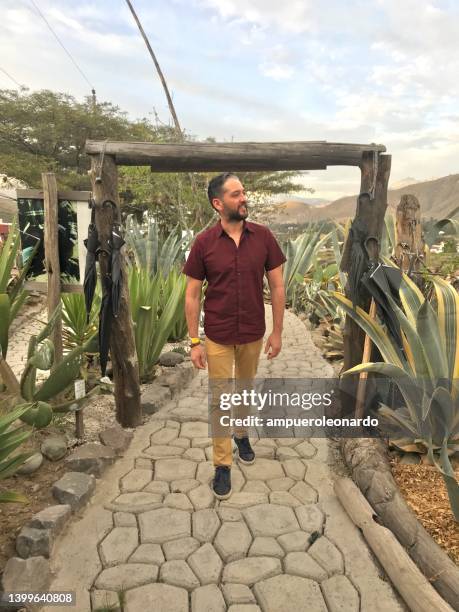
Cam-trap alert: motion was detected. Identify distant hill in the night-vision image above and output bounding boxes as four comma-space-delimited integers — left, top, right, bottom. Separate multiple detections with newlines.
267, 174, 459, 224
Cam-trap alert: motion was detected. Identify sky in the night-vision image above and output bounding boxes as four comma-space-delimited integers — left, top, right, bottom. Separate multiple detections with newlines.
1, 0, 459, 201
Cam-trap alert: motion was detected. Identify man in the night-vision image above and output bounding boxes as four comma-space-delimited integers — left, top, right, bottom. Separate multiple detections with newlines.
183, 172, 286, 499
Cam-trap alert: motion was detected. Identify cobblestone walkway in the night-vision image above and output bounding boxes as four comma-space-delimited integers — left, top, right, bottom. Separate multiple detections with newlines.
43, 308, 405, 612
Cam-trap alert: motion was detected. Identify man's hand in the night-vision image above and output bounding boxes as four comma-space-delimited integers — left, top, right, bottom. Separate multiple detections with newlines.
190, 344, 207, 369
264, 331, 282, 360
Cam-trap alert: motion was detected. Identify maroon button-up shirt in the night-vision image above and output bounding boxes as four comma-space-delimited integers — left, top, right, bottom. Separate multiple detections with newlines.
182, 219, 286, 345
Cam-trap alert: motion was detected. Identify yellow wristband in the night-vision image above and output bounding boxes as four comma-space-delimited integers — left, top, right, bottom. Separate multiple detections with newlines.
190, 337, 200, 344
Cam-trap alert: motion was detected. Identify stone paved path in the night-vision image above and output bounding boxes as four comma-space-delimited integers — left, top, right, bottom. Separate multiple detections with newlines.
43, 308, 405, 612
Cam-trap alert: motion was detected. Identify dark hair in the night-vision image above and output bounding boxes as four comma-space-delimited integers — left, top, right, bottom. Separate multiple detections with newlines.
207, 172, 239, 209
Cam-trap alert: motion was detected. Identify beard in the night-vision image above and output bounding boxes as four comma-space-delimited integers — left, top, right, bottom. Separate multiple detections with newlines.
225, 203, 249, 221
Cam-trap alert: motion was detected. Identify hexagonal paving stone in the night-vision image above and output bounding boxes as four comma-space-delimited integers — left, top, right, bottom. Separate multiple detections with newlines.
109, 492, 162, 513
99, 527, 138, 566
114, 512, 136, 527
321, 575, 359, 612
164, 493, 194, 511
188, 483, 214, 510
220, 492, 268, 509
242, 480, 270, 494
160, 560, 200, 590
222, 557, 281, 586
163, 537, 201, 561
266, 477, 294, 491
184, 448, 206, 462
120, 468, 152, 492
276, 447, 299, 460
295, 440, 316, 458
295, 505, 324, 534
191, 584, 226, 612
248, 537, 284, 559
129, 543, 164, 565
124, 583, 187, 612
289, 481, 318, 504
217, 507, 242, 522
269, 491, 301, 507
242, 504, 299, 537
171, 478, 200, 493
150, 427, 178, 445
170, 438, 191, 449
227, 606, 261, 612
193, 508, 221, 543
308, 536, 344, 577
181, 422, 210, 438
155, 458, 197, 481
277, 530, 311, 553
284, 552, 328, 581
188, 543, 223, 585
214, 522, 252, 562
139, 507, 191, 543
282, 458, 306, 480
239, 459, 284, 480
143, 481, 170, 495
253, 574, 327, 612
95, 563, 158, 590
222, 583, 256, 605
144, 445, 185, 459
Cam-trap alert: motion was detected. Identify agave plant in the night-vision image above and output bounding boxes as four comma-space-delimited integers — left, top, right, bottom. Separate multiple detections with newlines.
129, 266, 186, 381
160, 269, 188, 342
0, 403, 36, 503
0, 305, 99, 429
331, 265, 459, 520
61, 291, 101, 350
125, 215, 192, 277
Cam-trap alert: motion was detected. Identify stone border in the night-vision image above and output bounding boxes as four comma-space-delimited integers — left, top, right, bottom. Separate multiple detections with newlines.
341, 438, 459, 610
0, 360, 197, 608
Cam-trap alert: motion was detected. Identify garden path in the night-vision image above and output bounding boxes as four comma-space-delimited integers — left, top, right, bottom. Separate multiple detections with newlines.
42, 307, 406, 612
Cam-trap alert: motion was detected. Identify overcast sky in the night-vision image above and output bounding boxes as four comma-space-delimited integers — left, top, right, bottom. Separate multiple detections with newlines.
2, 0, 458, 200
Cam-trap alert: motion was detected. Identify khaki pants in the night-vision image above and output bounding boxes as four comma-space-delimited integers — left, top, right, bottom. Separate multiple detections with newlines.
206, 335, 264, 466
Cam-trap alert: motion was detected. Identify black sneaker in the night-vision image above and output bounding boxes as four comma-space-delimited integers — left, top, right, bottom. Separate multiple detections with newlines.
212, 466, 232, 499
234, 436, 255, 465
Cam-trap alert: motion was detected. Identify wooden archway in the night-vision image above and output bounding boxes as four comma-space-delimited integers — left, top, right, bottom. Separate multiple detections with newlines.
85, 139, 391, 426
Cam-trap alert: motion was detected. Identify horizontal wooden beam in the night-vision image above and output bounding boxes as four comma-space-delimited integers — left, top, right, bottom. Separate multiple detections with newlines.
85, 140, 387, 171
16, 190, 91, 201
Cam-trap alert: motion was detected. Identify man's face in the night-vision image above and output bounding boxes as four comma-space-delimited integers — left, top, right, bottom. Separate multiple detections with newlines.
214, 177, 248, 221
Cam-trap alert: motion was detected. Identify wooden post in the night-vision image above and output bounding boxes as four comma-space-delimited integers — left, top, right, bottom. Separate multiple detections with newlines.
90, 155, 142, 427
340, 153, 391, 416
42, 172, 63, 364
395, 194, 425, 279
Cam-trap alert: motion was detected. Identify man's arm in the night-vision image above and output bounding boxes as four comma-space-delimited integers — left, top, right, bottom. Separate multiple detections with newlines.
185, 276, 207, 369
264, 264, 286, 359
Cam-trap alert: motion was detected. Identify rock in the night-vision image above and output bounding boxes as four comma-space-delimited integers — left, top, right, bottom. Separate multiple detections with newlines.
16, 452, 43, 474
151, 427, 179, 445
253, 574, 327, 612
129, 543, 165, 565
99, 425, 133, 455
143, 445, 185, 459
242, 504, 299, 537
284, 552, 328, 581
295, 505, 324, 534
295, 440, 316, 458
188, 483, 214, 510
114, 512, 137, 527
159, 351, 185, 366
289, 481, 318, 504
249, 537, 284, 559
188, 543, 223, 585
99, 527, 139, 566
308, 536, 344, 577
16, 526, 53, 558
160, 560, 200, 590
120, 468, 152, 492
155, 458, 197, 481
163, 537, 201, 561
141, 384, 172, 414
2, 556, 50, 596
139, 507, 191, 543
282, 458, 306, 480
109, 491, 162, 513
321, 575, 359, 612
214, 522, 252, 562
400, 453, 421, 465
41, 435, 67, 461
277, 530, 311, 553
193, 509, 221, 543
95, 563, 158, 590
51, 471, 96, 510
164, 493, 194, 511
191, 584, 226, 612
124, 583, 188, 612
28, 504, 71, 534
64, 442, 116, 476
217, 507, 242, 522
222, 583, 256, 605
158, 369, 186, 394
222, 557, 281, 586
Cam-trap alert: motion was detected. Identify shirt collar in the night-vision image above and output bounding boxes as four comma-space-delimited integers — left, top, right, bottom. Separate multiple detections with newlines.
216, 219, 254, 237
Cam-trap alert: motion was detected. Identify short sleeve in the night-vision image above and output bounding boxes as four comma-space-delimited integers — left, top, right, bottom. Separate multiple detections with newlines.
265, 229, 287, 272
182, 237, 205, 280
